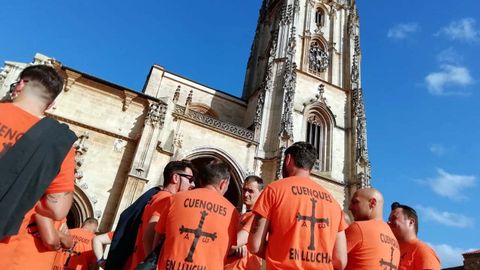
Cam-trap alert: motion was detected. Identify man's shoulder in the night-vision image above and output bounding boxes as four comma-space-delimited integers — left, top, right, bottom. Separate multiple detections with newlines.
414, 239, 437, 254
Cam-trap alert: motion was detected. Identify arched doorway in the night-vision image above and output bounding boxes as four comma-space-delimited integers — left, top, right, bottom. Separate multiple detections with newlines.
67, 185, 95, 228
186, 148, 245, 210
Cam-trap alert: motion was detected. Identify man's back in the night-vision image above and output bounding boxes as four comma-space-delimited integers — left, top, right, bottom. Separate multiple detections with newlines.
52, 228, 96, 270
156, 188, 239, 270
252, 176, 347, 270
345, 219, 400, 270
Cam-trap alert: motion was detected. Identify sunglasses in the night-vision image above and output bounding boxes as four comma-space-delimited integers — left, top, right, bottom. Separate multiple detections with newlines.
177, 173, 195, 183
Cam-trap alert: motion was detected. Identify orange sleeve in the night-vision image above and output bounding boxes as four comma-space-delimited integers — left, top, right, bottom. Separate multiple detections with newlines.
151, 196, 171, 218
345, 222, 362, 253
154, 197, 172, 234
240, 212, 255, 233
338, 209, 348, 232
229, 209, 241, 247
251, 186, 275, 219
45, 148, 75, 194
108, 231, 114, 240
415, 244, 441, 269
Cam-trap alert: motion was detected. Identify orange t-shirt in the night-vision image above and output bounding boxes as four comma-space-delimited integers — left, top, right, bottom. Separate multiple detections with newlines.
0, 209, 66, 270
224, 211, 262, 270
345, 219, 400, 270
127, 190, 172, 270
155, 188, 240, 270
0, 103, 75, 269
252, 176, 347, 270
0, 103, 75, 195
399, 239, 441, 270
52, 228, 96, 270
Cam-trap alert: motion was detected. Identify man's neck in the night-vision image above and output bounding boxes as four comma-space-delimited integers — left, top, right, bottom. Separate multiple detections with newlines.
13, 100, 46, 118
163, 184, 178, 194
398, 232, 418, 243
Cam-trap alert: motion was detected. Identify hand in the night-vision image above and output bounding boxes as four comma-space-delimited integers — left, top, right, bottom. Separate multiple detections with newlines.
233, 245, 247, 258
97, 258, 106, 269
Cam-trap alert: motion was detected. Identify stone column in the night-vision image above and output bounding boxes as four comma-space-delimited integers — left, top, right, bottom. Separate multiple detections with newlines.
115, 100, 167, 216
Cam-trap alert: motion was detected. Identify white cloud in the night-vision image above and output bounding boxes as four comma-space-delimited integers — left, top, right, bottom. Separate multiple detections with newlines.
429, 144, 446, 156
423, 168, 476, 200
438, 18, 480, 42
425, 64, 474, 95
417, 205, 474, 228
429, 243, 478, 268
387, 23, 419, 40
436, 48, 463, 65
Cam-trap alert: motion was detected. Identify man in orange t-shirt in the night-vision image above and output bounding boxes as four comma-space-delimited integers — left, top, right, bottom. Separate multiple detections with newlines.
154, 161, 240, 270
249, 142, 347, 270
345, 188, 400, 270
0, 209, 71, 270
388, 202, 441, 270
52, 218, 98, 270
127, 160, 196, 269
0, 65, 75, 269
225, 175, 264, 270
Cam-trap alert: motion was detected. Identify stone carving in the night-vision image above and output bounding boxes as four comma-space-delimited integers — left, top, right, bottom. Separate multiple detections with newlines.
254, 33, 278, 130
185, 90, 193, 107
173, 132, 184, 149
281, 4, 294, 25
113, 138, 127, 152
145, 102, 167, 127
0, 65, 11, 87
275, 146, 286, 179
71, 132, 100, 209
350, 30, 371, 187
174, 105, 255, 142
309, 41, 329, 74
173, 85, 181, 103
280, 24, 297, 140
123, 91, 137, 111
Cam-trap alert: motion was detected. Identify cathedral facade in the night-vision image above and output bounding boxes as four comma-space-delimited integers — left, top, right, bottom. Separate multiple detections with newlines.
0, 0, 370, 232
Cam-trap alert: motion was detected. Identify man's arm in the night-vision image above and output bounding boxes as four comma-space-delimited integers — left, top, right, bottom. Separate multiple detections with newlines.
35, 191, 73, 221
247, 214, 269, 259
92, 232, 112, 268
35, 213, 61, 251
332, 230, 347, 270
229, 230, 249, 257
143, 215, 160, 256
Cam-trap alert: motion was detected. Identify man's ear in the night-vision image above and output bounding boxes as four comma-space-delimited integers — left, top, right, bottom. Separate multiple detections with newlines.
171, 174, 179, 185
369, 198, 377, 209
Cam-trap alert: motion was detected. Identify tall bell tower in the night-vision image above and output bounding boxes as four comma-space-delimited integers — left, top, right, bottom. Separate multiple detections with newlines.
242, 0, 371, 204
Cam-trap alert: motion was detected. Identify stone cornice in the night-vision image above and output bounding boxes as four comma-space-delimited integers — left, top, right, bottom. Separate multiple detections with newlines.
46, 113, 136, 142
173, 105, 257, 145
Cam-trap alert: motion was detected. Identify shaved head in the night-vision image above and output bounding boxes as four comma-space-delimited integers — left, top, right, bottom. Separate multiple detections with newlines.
349, 188, 384, 221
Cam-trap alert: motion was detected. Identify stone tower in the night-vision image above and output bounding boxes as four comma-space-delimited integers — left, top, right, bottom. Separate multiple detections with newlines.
242, 0, 371, 203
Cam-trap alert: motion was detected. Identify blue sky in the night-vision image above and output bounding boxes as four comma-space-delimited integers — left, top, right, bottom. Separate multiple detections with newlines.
1, 1, 479, 267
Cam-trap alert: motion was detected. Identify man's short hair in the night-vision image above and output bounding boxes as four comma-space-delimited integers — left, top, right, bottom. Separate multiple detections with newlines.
19, 65, 64, 102
82, 217, 98, 227
244, 175, 264, 191
163, 160, 195, 186
199, 161, 230, 186
391, 202, 418, 234
284, 142, 318, 170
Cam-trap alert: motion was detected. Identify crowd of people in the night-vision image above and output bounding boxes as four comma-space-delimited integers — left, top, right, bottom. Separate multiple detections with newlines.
0, 64, 442, 270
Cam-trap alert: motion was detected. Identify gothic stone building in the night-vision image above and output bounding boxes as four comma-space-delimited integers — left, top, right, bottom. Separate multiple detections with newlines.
0, 0, 370, 231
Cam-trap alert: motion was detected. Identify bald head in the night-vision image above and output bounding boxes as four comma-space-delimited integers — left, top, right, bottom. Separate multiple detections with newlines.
349, 188, 384, 221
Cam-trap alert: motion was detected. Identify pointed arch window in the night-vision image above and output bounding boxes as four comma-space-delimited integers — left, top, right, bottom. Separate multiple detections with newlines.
305, 105, 333, 172
308, 41, 329, 75
315, 8, 325, 27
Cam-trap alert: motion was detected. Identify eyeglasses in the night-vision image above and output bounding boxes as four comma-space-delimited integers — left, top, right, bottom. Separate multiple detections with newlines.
177, 173, 195, 183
